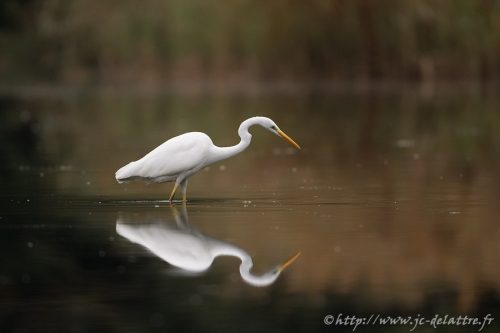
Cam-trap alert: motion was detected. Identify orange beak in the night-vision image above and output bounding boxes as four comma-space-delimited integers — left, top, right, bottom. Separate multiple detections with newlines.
277, 129, 301, 150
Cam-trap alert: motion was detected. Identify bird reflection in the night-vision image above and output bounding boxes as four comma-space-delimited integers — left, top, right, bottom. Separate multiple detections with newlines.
116, 205, 300, 287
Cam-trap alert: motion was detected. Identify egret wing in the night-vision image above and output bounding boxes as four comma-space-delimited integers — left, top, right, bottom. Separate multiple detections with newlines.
133, 132, 212, 180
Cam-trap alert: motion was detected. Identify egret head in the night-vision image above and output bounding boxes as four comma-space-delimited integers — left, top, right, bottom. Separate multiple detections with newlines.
257, 117, 301, 150
240, 251, 301, 287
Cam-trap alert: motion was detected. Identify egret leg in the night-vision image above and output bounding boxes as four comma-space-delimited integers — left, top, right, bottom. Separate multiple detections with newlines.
169, 182, 178, 202
180, 179, 188, 202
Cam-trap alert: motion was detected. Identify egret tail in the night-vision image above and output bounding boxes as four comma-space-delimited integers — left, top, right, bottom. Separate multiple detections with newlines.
115, 161, 140, 183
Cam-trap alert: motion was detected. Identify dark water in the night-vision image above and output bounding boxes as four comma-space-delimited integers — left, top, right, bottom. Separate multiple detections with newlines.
1, 85, 499, 332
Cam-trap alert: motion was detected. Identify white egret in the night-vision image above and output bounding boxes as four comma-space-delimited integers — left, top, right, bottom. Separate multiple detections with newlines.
116, 206, 301, 287
115, 116, 300, 201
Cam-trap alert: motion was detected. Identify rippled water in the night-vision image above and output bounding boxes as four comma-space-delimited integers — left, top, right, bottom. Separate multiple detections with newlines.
1, 85, 499, 332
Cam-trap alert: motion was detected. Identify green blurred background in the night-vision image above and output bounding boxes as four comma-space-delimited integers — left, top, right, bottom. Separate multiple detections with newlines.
2, 0, 500, 83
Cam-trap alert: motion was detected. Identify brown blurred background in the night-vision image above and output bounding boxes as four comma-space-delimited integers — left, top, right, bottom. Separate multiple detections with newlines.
2, 0, 500, 83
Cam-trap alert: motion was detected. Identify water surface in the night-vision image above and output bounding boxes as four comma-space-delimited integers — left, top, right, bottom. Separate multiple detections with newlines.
1, 85, 499, 332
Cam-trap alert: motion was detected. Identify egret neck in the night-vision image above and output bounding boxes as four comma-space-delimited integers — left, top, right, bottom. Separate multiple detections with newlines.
209, 117, 265, 163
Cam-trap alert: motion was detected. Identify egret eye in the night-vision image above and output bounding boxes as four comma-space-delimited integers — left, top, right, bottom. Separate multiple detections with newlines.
270, 125, 277, 130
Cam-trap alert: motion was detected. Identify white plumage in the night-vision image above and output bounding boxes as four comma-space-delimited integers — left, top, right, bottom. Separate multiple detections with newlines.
115, 116, 301, 201
116, 132, 213, 183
